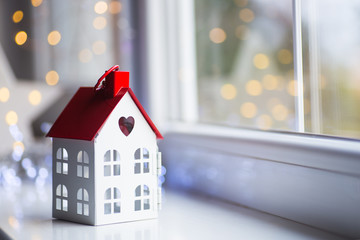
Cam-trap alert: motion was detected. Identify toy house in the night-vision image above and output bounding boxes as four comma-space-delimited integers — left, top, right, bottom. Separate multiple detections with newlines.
46, 65, 163, 225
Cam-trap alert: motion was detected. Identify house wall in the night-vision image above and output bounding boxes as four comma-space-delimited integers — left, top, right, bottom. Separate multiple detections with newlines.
52, 138, 95, 225
94, 92, 159, 225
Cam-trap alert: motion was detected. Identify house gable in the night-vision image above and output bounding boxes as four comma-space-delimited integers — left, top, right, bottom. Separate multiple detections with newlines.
46, 88, 162, 141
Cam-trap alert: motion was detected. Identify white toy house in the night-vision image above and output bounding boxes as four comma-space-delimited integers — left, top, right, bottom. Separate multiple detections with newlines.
46, 66, 163, 225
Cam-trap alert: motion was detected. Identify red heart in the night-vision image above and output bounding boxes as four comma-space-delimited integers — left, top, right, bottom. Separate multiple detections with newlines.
119, 116, 135, 136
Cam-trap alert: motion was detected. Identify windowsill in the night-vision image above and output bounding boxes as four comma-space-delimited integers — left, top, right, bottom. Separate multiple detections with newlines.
162, 121, 360, 175
0, 184, 346, 240
160, 121, 360, 238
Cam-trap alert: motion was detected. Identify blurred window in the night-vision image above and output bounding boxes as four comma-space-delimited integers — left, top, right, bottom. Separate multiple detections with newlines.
194, 0, 360, 139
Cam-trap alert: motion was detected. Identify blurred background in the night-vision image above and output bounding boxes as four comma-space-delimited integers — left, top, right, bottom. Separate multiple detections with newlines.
1, 0, 360, 212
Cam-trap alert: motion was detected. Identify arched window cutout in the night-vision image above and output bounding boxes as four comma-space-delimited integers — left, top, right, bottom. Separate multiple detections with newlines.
104, 150, 121, 177
55, 184, 68, 212
56, 148, 68, 175
134, 185, 150, 211
104, 187, 121, 215
77, 151, 89, 178
77, 188, 89, 216
134, 148, 151, 174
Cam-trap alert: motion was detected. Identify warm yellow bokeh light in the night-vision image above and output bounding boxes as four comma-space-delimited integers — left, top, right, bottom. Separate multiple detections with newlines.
235, 25, 248, 40
93, 16, 107, 30
262, 74, 278, 90
31, 0, 43, 7
94, 1, 108, 14
109, 1, 122, 14
12, 11, 24, 23
15, 31, 27, 45
287, 80, 298, 96
271, 104, 288, 121
48, 31, 61, 46
246, 80, 262, 96
253, 53, 269, 69
13, 141, 25, 152
8, 216, 19, 230
239, 8, 255, 23
234, 0, 248, 7
209, 28, 227, 44
267, 97, 281, 111
256, 114, 273, 130
5, 111, 18, 125
220, 84, 237, 100
45, 71, 59, 86
240, 102, 257, 118
277, 49, 293, 64
0, 87, 10, 102
79, 49, 93, 63
92, 41, 107, 55
28, 90, 42, 106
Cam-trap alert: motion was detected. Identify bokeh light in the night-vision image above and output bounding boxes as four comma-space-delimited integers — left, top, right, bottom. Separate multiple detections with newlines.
92, 41, 107, 55
240, 102, 257, 118
262, 74, 278, 90
277, 49, 293, 64
15, 31, 27, 45
239, 8, 254, 23
78, 49, 93, 63
94, 1, 108, 14
47, 31, 61, 46
13, 141, 25, 153
5, 111, 18, 126
12, 10, 23, 23
109, 1, 122, 14
209, 28, 227, 44
246, 80, 262, 96
234, 0, 248, 7
256, 114, 273, 130
235, 25, 249, 40
287, 80, 297, 96
0, 87, 10, 102
45, 70, 59, 86
93, 16, 107, 30
220, 84, 237, 100
28, 90, 42, 106
31, 0, 43, 7
271, 104, 288, 121
253, 53, 269, 69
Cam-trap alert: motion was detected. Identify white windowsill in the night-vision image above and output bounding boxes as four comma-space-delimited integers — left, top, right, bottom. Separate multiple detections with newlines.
160, 122, 360, 238
0, 185, 346, 240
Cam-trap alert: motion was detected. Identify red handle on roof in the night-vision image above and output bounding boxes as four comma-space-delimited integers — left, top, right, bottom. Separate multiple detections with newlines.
94, 65, 120, 92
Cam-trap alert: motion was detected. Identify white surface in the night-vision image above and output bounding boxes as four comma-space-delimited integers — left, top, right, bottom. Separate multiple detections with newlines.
0, 185, 346, 240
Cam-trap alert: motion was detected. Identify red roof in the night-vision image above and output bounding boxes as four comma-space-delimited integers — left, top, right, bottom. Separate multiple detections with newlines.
46, 87, 163, 141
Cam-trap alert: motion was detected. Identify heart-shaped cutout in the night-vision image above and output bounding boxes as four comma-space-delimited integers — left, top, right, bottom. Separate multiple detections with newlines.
119, 116, 135, 136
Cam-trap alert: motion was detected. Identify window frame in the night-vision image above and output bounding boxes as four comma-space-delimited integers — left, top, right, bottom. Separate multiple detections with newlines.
143, 0, 360, 238
77, 150, 89, 178
103, 149, 121, 177
77, 188, 89, 216
104, 187, 121, 215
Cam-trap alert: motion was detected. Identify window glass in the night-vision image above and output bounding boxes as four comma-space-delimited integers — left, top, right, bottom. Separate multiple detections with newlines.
194, 0, 360, 139
301, 0, 360, 138
195, 0, 294, 131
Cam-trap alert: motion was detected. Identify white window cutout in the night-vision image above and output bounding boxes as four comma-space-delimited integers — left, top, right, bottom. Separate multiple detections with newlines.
104, 187, 121, 215
56, 148, 68, 175
55, 184, 68, 212
134, 185, 150, 211
77, 188, 89, 216
77, 151, 89, 178
104, 150, 121, 177
134, 148, 150, 174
